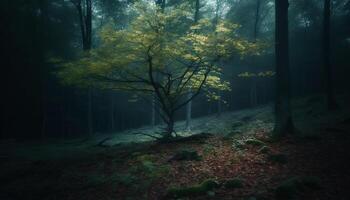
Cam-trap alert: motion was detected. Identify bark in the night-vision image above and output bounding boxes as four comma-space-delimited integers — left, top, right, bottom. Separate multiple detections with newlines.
323, 0, 338, 110
186, 92, 192, 129
71, 0, 94, 135
217, 91, 222, 116
186, 0, 200, 129
250, 78, 258, 107
273, 0, 294, 137
151, 93, 156, 127
253, 0, 261, 41
110, 91, 115, 131
88, 87, 93, 136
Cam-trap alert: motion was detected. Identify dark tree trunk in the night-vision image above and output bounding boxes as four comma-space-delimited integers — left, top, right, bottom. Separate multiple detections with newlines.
186, 0, 200, 129
250, 78, 258, 107
273, 0, 294, 137
253, 0, 261, 41
110, 91, 115, 131
72, 0, 94, 136
323, 0, 338, 110
88, 87, 93, 136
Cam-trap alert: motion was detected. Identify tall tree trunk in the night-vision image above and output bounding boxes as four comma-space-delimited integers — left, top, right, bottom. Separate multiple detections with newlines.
323, 0, 338, 110
253, 0, 261, 41
217, 91, 222, 116
186, 0, 200, 129
273, 0, 294, 137
110, 91, 115, 131
151, 94, 156, 127
250, 0, 261, 108
72, 0, 94, 136
88, 87, 93, 136
250, 78, 258, 107
186, 94, 192, 129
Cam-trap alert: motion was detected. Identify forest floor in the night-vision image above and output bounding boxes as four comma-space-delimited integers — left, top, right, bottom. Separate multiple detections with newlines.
1, 94, 350, 200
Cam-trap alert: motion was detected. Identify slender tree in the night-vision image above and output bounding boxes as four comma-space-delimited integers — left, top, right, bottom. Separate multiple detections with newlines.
70, 0, 94, 136
323, 0, 338, 110
273, 0, 294, 136
186, 0, 200, 129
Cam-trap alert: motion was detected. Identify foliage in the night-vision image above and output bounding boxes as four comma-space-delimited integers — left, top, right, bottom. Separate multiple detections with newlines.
56, 1, 260, 137
238, 70, 276, 78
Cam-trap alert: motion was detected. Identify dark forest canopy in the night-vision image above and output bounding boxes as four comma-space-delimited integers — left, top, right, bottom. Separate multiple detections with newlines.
0, 0, 349, 139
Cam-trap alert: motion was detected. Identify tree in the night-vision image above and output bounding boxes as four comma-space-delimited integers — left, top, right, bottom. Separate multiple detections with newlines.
70, 0, 94, 135
58, 2, 258, 140
323, 0, 338, 110
186, 0, 201, 130
273, 0, 294, 137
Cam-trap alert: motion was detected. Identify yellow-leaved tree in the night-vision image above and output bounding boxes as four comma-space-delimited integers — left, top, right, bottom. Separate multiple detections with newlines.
57, 2, 260, 141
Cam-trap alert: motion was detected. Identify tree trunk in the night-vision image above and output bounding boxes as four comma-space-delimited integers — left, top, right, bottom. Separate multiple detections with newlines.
186, 0, 200, 129
110, 91, 115, 131
250, 78, 258, 107
253, 0, 261, 41
273, 0, 294, 137
217, 91, 222, 116
323, 0, 338, 110
88, 87, 93, 136
186, 91, 192, 130
163, 115, 175, 140
151, 93, 156, 127
72, 0, 94, 136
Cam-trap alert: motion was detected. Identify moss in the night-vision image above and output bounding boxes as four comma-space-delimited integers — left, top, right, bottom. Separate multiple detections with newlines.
275, 176, 322, 199
245, 138, 265, 146
224, 178, 244, 189
136, 154, 157, 163
258, 146, 270, 154
202, 144, 215, 156
166, 179, 219, 198
268, 153, 288, 164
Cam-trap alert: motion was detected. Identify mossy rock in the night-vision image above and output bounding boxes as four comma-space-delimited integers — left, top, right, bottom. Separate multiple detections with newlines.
268, 153, 288, 164
258, 146, 270, 154
275, 176, 322, 199
224, 178, 244, 189
245, 138, 265, 147
166, 179, 219, 198
168, 149, 202, 162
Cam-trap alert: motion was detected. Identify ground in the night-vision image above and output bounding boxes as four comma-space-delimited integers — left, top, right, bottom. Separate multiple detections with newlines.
1, 94, 350, 200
